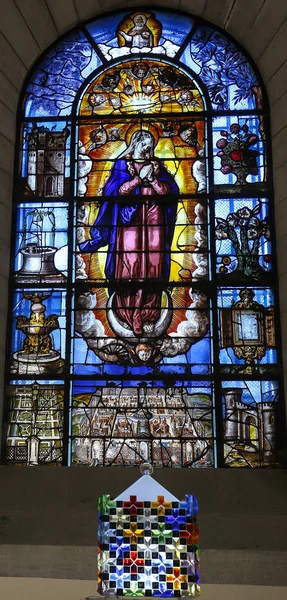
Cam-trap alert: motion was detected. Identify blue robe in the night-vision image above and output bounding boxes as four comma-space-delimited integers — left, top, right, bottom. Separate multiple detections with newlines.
79, 159, 179, 281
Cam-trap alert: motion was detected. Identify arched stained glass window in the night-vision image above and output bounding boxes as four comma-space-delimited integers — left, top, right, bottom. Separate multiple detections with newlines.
3, 8, 284, 468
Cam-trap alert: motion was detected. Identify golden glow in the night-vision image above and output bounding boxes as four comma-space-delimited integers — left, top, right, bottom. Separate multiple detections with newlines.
79, 59, 204, 116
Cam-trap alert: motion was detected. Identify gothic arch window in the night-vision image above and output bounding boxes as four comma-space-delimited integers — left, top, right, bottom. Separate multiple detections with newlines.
3, 8, 284, 468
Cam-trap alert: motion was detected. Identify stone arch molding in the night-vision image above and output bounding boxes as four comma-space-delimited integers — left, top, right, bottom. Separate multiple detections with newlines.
0, 2, 286, 466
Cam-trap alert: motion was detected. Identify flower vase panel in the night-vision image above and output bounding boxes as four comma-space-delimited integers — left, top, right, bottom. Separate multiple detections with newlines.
215, 198, 272, 282
213, 116, 267, 194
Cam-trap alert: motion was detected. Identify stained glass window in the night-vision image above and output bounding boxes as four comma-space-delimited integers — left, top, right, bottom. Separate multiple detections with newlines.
3, 8, 284, 468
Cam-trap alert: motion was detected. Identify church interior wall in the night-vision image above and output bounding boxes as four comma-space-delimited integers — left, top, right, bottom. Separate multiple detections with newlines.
0, 0, 287, 591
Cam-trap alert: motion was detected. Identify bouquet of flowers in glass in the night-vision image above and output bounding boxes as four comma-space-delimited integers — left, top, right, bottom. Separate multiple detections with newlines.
216, 122, 260, 185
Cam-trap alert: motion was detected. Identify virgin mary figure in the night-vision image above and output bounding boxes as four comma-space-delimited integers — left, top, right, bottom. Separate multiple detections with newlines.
79, 130, 179, 336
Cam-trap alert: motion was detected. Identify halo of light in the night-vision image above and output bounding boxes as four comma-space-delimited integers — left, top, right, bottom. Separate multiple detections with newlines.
125, 122, 159, 147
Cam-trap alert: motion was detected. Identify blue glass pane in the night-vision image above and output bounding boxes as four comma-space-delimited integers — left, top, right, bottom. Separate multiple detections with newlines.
222, 380, 280, 467
222, 379, 278, 402
158, 11, 194, 47
86, 10, 193, 61
86, 11, 128, 50
218, 287, 277, 374
180, 25, 260, 110
10, 289, 66, 375
15, 202, 68, 283
215, 198, 272, 281
24, 31, 101, 117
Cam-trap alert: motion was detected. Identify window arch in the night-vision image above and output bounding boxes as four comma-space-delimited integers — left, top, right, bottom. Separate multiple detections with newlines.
3, 8, 284, 468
